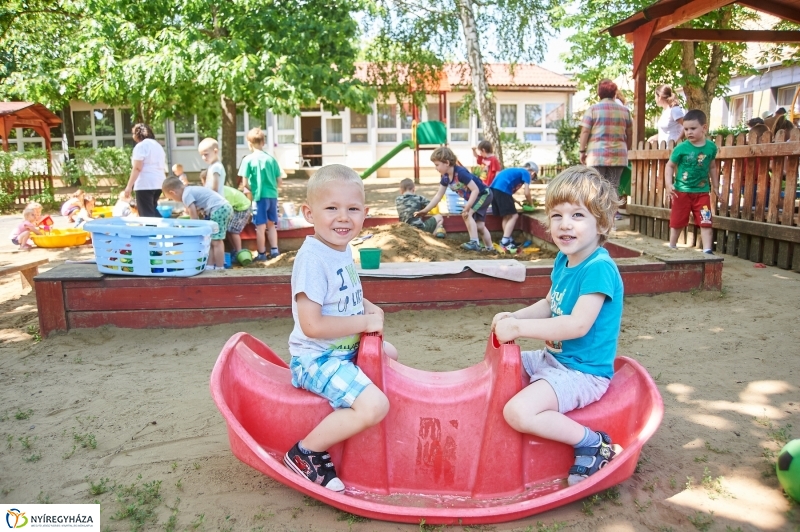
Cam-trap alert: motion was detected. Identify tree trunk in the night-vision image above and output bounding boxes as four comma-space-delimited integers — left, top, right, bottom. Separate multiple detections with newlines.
220, 95, 237, 186
679, 9, 730, 120
454, 0, 503, 167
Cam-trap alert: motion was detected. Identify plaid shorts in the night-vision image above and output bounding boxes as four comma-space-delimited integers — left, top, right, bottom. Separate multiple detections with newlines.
227, 208, 251, 234
290, 349, 372, 409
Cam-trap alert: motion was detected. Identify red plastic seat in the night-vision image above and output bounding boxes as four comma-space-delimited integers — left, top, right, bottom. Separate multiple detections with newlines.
210, 332, 663, 525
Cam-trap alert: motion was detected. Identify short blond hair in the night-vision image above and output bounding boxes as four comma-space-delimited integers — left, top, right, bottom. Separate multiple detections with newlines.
545, 165, 619, 245
172, 163, 184, 174
198, 137, 218, 152
307, 164, 364, 203
22, 206, 37, 218
430, 147, 457, 166
162, 176, 185, 194
399, 178, 415, 192
246, 128, 266, 146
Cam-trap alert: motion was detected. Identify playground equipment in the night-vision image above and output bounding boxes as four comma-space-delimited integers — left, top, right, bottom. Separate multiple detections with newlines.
360, 120, 448, 180
210, 332, 663, 525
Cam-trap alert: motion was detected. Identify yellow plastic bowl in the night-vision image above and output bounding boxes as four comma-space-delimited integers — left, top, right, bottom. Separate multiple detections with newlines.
93, 206, 113, 218
31, 228, 90, 248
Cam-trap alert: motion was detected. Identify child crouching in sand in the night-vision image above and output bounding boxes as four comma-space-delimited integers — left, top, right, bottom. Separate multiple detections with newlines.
284, 164, 398, 492
492, 165, 624, 485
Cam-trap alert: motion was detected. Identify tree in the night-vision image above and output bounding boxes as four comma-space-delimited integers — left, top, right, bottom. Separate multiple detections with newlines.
2, 0, 375, 180
364, 0, 557, 166
555, 1, 756, 120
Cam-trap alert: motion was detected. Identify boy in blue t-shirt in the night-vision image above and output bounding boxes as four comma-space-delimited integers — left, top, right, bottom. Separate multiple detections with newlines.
492, 165, 624, 486
490, 161, 538, 251
414, 147, 494, 252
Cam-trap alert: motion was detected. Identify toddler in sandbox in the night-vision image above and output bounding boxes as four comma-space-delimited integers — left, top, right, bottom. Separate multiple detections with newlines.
161, 176, 233, 270
9, 207, 43, 250
283, 164, 398, 492
395, 178, 445, 238
492, 165, 624, 486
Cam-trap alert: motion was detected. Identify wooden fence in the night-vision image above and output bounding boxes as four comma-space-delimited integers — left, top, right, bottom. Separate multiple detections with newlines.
2, 174, 54, 207
627, 129, 800, 270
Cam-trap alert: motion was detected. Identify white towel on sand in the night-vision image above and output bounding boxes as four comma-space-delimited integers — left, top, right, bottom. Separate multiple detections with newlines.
357, 259, 526, 282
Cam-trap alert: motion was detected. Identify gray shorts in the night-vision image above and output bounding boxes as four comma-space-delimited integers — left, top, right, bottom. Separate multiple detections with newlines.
521, 349, 610, 414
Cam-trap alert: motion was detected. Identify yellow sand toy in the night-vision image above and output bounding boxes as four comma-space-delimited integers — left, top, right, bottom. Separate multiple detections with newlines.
31, 228, 91, 248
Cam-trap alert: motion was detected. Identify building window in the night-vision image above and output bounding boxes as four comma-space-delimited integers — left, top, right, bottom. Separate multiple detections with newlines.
276, 114, 295, 144
500, 105, 517, 128
449, 102, 469, 142
544, 103, 565, 142
121, 110, 135, 147
350, 112, 368, 143
326, 117, 343, 143
523, 104, 543, 142
173, 114, 197, 147
400, 103, 413, 141
377, 104, 397, 143
72, 108, 119, 148
777, 85, 799, 122
728, 94, 753, 127
248, 112, 264, 131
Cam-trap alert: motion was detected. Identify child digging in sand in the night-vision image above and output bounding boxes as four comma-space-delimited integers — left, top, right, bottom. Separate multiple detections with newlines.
395, 178, 445, 238
492, 165, 624, 485
284, 164, 398, 492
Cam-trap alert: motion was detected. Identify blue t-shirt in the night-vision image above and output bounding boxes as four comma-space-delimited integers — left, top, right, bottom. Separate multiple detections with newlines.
545, 247, 623, 379
490, 168, 530, 195
440, 165, 487, 201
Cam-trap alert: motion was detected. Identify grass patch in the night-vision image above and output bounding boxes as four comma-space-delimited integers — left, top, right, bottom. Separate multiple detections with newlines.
74, 431, 97, 449
694, 455, 708, 463
111, 477, 163, 532
18, 435, 35, 449
704, 441, 730, 454
24, 452, 41, 462
768, 423, 793, 444
89, 477, 111, 496
634, 498, 652, 512
15, 409, 33, 420
687, 510, 714, 531
336, 510, 369, 524
36, 491, 50, 504
580, 486, 622, 516
26, 325, 41, 342
164, 497, 180, 532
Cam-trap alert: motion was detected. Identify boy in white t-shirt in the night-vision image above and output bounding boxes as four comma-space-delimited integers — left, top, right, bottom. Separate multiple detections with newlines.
198, 138, 226, 196
284, 164, 398, 492
162, 177, 233, 270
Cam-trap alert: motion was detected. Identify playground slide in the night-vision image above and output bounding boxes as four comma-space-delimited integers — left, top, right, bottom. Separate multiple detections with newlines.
359, 139, 415, 179
210, 332, 663, 525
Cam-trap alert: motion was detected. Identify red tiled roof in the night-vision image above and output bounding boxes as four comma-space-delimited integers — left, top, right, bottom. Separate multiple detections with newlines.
354, 63, 575, 91
445, 64, 576, 90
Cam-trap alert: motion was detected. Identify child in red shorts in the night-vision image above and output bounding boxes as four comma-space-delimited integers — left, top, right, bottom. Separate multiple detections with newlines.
664, 109, 719, 253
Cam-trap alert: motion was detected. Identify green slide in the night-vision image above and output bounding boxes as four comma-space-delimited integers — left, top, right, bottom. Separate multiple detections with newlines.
358, 121, 448, 179
359, 139, 415, 179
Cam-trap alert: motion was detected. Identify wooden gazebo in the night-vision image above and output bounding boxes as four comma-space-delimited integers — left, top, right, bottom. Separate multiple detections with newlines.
0, 102, 62, 205
606, 0, 800, 272
607, 0, 800, 143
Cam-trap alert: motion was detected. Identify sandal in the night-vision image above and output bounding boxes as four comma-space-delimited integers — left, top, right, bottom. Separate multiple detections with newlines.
567, 431, 618, 486
434, 229, 446, 239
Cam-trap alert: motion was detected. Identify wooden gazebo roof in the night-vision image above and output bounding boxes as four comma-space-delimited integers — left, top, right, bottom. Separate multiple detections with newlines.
606, 0, 800, 143
0, 102, 62, 153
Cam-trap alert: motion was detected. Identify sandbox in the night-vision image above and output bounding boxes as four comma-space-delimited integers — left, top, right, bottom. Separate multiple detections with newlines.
34, 213, 721, 336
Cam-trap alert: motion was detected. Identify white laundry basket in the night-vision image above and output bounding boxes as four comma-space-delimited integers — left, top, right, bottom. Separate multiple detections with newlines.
84, 217, 218, 277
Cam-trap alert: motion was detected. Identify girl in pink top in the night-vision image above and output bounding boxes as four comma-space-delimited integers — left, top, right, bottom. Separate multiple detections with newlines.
10, 209, 42, 250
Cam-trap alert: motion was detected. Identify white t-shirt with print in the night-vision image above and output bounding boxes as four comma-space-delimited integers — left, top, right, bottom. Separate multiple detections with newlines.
288, 237, 365, 364
131, 138, 167, 190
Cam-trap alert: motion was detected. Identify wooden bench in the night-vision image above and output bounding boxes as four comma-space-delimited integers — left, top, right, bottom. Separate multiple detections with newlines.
0, 258, 49, 292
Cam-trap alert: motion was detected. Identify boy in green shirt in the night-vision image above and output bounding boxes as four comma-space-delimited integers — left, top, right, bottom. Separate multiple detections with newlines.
237, 128, 285, 260
664, 109, 719, 253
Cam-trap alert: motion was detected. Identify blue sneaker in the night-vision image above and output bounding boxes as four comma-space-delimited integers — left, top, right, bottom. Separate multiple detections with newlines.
269, 250, 281, 259
254, 253, 268, 262
460, 240, 481, 251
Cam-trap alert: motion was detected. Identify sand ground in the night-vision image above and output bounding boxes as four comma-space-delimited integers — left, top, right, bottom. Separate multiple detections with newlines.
0, 178, 798, 531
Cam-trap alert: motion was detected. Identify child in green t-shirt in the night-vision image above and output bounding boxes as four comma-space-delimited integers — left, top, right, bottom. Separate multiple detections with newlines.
664, 109, 719, 253
237, 128, 285, 260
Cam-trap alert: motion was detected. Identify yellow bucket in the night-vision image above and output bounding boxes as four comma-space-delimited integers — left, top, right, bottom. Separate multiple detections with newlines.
31, 228, 90, 248
93, 206, 113, 218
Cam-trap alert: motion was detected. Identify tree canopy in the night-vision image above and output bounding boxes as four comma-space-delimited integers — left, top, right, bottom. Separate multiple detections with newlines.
2, 0, 376, 178
555, 0, 757, 119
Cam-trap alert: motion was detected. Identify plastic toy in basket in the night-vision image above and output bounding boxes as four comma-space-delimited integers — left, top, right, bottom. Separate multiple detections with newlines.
84, 217, 218, 277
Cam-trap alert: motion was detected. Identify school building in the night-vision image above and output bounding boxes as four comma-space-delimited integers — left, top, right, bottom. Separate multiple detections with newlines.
2, 64, 576, 178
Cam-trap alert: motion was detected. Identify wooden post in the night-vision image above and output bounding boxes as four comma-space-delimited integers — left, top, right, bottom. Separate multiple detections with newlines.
633, 69, 647, 146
